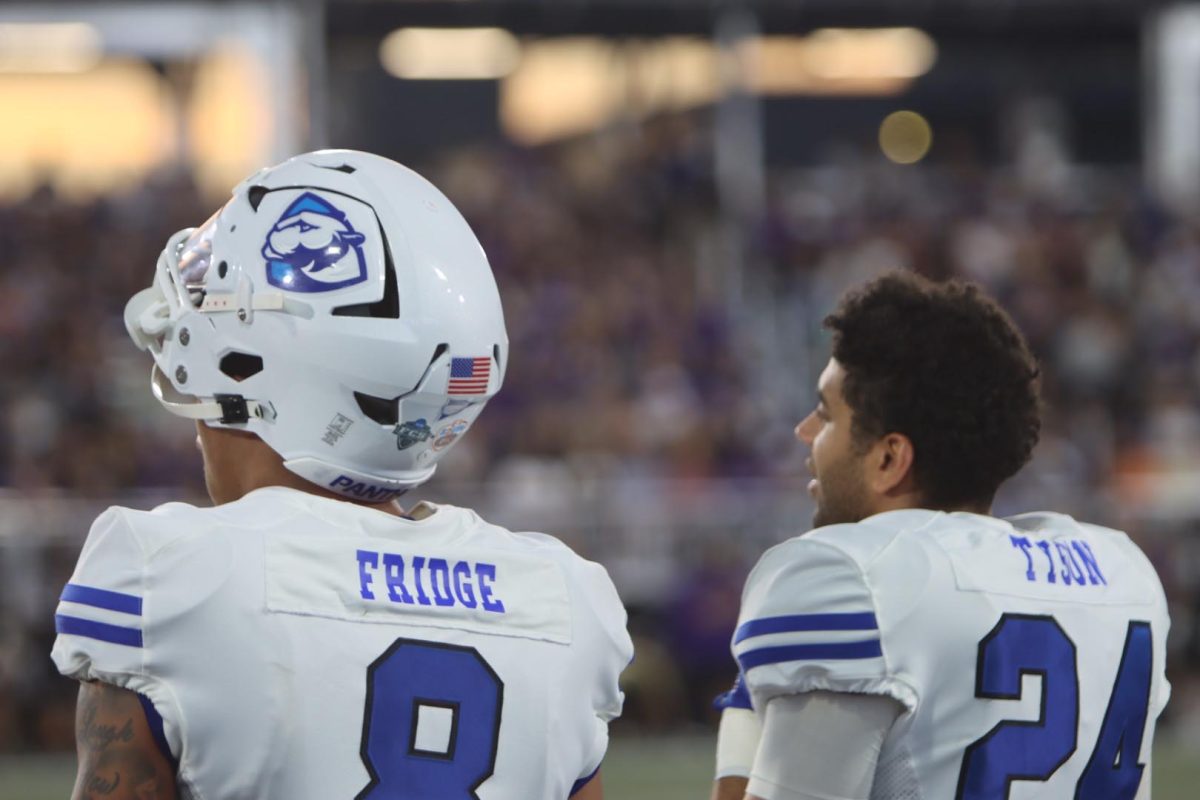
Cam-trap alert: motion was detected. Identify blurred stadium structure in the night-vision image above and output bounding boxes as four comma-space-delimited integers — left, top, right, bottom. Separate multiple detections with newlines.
3, 0, 1200, 795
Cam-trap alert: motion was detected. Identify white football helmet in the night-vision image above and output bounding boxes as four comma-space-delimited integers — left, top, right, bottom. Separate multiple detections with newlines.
124, 150, 508, 500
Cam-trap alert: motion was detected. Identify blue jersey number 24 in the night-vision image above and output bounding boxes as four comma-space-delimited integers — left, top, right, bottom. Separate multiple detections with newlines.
357, 639, 504, 800
956, 614, 1154, 800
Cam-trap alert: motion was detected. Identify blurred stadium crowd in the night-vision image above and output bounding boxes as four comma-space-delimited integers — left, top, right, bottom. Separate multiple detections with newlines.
2, 113, 1200, 750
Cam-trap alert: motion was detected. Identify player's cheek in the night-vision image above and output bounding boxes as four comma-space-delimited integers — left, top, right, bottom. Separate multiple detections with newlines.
812, 424, 832, 462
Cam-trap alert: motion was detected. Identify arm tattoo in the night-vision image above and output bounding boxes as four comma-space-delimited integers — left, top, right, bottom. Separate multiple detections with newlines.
80, 702, 134, 750
73, 682, 178, 800
85, 767, 120, 796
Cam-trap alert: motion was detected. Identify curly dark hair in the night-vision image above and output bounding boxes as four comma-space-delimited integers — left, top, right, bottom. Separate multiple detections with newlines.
825, 271, 1041, 509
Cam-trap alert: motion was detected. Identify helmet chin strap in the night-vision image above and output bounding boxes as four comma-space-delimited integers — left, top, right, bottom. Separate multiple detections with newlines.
150, 365, 275, 425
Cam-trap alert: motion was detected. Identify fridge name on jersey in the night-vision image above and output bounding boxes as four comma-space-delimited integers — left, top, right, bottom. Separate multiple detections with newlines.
266, 532, 575, 644
356, 548, 506, 613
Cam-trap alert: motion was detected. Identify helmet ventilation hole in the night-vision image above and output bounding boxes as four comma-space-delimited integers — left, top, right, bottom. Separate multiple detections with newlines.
351, 344, 448, 427
354, 392, 399, 426
219, 352, 264, 382
247, 185, 268, 211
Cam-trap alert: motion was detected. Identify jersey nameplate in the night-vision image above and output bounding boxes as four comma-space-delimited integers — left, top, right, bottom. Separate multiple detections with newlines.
937, 527, 1152, 606
264, 534, 573, 644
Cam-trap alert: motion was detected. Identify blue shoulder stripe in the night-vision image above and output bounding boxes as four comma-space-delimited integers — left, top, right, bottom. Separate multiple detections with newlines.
55, 614, 143, 648
60, 584, 142, 616
734, 611, 877, 644
737, 638, 882, 670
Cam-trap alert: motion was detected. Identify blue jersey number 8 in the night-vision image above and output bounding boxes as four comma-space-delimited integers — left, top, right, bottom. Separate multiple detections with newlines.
956, 614, 1153, 800
357, 639, 504, 799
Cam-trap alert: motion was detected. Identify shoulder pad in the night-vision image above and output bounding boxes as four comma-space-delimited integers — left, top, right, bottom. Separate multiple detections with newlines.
735, 537, 916, 711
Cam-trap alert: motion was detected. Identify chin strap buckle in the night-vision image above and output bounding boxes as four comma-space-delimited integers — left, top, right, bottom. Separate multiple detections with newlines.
214, 394, 250, 424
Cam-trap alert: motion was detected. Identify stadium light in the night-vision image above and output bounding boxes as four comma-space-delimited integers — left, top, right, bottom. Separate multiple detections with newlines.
746, 28, 936, 95
379, 27, 520, 80
0, 59, 174, 201
501, 37, 720, 144
498, 29, 939, 144
804, 28, 937, 80
0, 22, 103, 73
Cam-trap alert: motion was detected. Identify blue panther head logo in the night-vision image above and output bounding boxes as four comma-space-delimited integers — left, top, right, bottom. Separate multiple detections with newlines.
262, 192, 369, 293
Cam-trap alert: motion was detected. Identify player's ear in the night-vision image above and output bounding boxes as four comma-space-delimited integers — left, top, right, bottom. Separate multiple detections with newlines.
869, 432, 916, 496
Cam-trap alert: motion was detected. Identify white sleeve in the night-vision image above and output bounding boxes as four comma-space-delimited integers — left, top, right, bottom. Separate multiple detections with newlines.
735, 536, 917, 712
573, 558, 634, 779
715, 707, 763, 779
714, 671, 760, 778
51, 507, 148, 681
50, 507, 185, 761
746, 691, 902, 800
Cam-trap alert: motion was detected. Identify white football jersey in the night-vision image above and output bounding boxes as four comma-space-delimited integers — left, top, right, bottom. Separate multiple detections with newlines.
52, 487, 632, 800
732, 509, 1170, 799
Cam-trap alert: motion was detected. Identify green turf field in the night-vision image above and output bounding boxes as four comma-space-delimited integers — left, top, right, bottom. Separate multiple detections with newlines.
601, 734, 1200, 800
1, 734, 1195, 799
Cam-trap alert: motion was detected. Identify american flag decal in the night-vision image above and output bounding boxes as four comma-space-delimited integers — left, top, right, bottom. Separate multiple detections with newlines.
447, 356, 491, 396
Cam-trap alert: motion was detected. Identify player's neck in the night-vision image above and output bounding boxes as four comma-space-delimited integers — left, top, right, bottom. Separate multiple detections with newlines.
201, 428, 407, 517
874, 491, 991, 518
947, 500, 992, 516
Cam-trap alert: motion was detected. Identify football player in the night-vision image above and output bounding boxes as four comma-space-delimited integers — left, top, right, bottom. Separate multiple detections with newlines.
712, 273, 1169, 800
52, 150, 631, 799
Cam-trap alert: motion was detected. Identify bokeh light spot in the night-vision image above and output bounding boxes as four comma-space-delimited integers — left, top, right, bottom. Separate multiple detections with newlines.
879, 110, 932, 164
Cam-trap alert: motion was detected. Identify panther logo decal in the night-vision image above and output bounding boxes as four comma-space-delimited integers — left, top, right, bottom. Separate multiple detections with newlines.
262, 192, 368, 292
